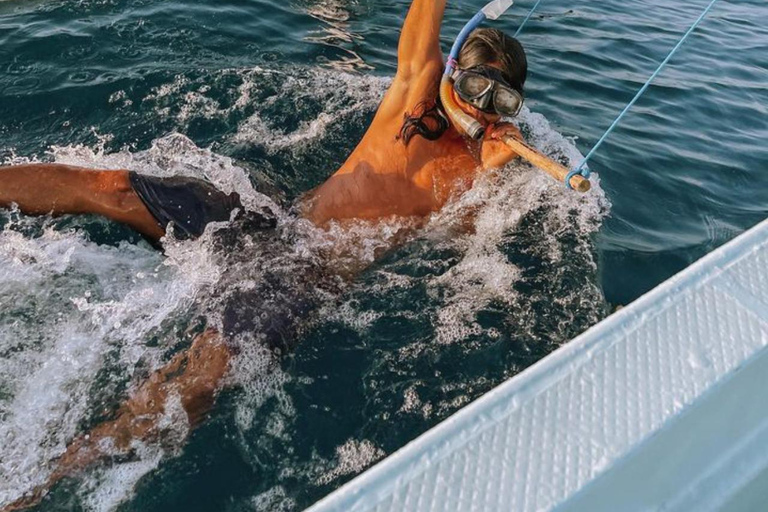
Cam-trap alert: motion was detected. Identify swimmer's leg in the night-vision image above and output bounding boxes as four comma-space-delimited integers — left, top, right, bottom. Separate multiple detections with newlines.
0, 164, 165, 240
2, 329, 232, 512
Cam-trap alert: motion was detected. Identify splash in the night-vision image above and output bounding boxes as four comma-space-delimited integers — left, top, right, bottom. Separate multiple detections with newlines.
0, 133, 288, 507
425, 109, 609, 346
78, 442, 164, 512
48, 132, 280, 217
330, 105, 609, 352
140, 66, 389, 153
0, 222, 198, 505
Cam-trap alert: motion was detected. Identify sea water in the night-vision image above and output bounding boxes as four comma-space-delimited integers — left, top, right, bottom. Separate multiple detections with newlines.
0, 0, 766, 510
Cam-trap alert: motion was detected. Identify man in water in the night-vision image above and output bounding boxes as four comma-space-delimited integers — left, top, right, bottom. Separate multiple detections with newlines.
0, 0, 540, 508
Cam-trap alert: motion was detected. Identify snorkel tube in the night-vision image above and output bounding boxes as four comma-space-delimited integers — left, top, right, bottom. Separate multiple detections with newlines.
440, 0, 514, 140
441, 0, 591, 192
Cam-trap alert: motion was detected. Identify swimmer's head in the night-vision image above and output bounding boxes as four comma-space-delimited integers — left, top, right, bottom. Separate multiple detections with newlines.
398, 29, 527, 144
458, 29, 527, 94
452, 28, 527, 126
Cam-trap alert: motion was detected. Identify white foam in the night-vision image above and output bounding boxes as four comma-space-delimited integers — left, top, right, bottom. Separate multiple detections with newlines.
398, 383, 431, 419
0, 226, 184, 504
0, 134, 265, 507
140, 66, 389, 152
251, 486, 297, 512
315, 439, 386, 486
227, 341, 294, 435
234, 68, 388, 151
78, 441, 164, 512
320, 300, 384, 331
417, 106, 609, 347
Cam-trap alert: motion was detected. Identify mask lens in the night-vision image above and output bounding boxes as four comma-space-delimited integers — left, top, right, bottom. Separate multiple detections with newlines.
457, 74, 492, 98
494, 88, 523, 116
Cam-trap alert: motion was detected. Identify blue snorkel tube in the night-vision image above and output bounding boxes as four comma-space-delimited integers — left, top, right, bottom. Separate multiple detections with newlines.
439, 0, 515, 140
440, 0, 591, 192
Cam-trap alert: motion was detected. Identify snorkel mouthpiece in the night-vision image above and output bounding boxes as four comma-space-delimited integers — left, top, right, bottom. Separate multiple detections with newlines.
442, 1, 514, 140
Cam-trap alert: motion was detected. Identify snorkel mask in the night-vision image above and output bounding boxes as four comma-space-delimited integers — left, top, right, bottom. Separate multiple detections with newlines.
439, 0, 516, 139
452, 65, 524, 117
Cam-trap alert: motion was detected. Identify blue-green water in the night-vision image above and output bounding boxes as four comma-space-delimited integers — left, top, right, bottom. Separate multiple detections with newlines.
0, 0, 766, 510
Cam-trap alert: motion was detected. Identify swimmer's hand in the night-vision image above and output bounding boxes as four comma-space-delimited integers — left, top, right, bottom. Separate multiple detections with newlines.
487, 122, 523, 142
481, 122, 523, 170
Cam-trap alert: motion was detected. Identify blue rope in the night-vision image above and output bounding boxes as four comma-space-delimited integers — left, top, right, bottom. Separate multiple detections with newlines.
567, 0, 720, 189
514, 0, 543, 37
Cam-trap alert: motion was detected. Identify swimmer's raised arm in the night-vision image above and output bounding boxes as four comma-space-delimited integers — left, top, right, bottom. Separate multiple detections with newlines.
396, 0, 447, 79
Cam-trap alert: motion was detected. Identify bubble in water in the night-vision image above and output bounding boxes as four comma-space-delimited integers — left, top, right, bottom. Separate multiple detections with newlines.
251, 486, 297, 512
314, 439, 386, 486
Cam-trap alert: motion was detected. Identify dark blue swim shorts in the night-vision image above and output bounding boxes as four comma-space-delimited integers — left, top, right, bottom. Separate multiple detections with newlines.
128, 172, 276, 239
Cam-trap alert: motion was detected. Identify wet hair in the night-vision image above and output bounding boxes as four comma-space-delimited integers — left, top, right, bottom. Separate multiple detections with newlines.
457, 28, 527, 95
398, 28, 527, 146
397, 98, 450, 145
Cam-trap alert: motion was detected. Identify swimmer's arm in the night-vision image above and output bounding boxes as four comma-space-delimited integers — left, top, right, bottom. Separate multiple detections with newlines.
0, 164, 164, 239
396, 0, 447, 78
481, 122, 523, 170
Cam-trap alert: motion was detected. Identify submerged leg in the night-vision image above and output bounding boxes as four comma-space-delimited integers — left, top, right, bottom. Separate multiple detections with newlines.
2, 329, 233, 511
0, 164, 165, 240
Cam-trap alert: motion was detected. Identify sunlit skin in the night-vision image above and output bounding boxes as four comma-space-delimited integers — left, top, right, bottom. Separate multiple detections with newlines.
304, 0, 522, 224
0, 0, 525, 509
